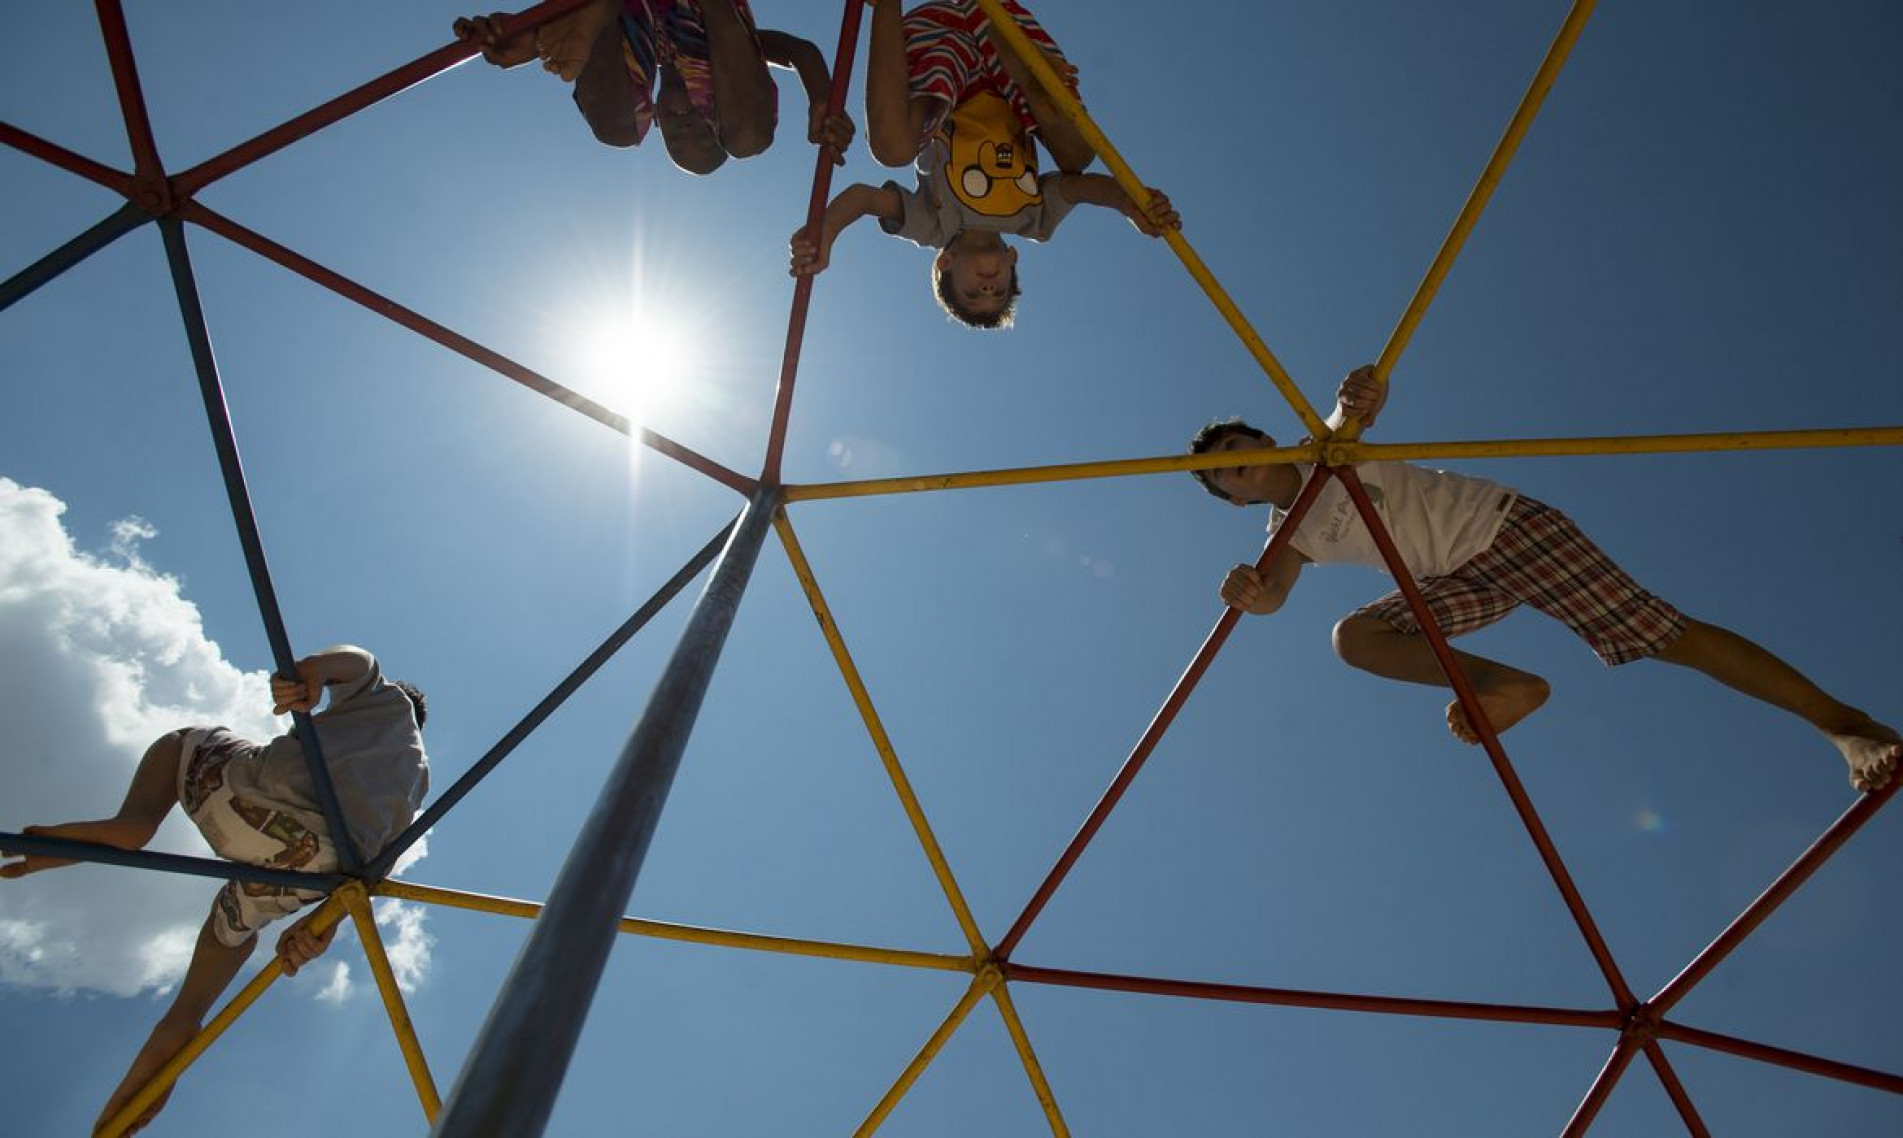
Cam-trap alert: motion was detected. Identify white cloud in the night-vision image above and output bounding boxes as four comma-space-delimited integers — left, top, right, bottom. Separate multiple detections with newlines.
314, 961, 353, 1005
0, 477, 431, 1000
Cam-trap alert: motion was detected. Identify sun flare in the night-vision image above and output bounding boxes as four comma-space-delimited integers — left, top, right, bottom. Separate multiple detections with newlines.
573, 308, 692, 426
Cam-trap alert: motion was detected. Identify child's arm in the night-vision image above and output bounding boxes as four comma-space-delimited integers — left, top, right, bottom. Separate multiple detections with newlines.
758, 30, 856, 166
865, 0, 929, 166
985, 27, 1093, 173
1220, 544, 1310, 616
94, 915, 256, 1134
1325, 364, 1389, 433
789, 183, 905, 276
1054, 174, 1180, 237
270, 646, 375, 716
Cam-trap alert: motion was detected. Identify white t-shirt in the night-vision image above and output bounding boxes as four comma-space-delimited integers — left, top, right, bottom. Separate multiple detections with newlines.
231, 650, 429, 860
1269, 462, 1518, 578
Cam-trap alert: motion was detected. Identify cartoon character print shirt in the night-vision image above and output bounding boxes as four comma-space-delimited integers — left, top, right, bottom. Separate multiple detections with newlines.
879, 91, 1077, 247
1268, 461, 1519, 578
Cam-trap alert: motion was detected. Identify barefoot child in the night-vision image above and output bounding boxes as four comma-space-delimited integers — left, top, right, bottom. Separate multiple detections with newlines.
788, 0, 1180, 329
2, 646, 429, 1133
1191, 368, 1901, 793
455, 0, 855, 174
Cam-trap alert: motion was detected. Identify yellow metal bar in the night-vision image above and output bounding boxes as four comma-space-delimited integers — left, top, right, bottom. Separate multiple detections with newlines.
773, 511, 992, 958
96, 896, 349, 1138
969, 0, 1329, 439
1336, 425, 1903, 464
785, 425, 1903, 503
1355, 0, 1599, 440
339, 882, 442, 1123
786, 444, 1323, 502
855, 966, 1002, 1137
988, 981, 1070, 1137
376, 879, 975, 973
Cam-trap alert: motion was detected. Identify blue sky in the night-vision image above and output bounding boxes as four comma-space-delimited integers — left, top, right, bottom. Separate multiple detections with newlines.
2, 1, 1900, 1135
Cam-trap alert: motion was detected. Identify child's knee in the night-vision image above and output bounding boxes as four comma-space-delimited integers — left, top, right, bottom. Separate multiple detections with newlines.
1332, 615, 1394, 668
720, 114, 775, 159
149, 728, 191, 772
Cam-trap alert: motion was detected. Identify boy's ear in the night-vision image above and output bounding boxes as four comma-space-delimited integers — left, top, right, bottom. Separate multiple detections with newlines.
933, 248, 952, 270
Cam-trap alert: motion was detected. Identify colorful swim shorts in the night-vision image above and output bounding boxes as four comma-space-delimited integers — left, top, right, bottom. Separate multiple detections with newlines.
614, 0, 777, 146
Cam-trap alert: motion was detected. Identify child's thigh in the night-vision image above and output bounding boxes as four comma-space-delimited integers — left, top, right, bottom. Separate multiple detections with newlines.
1349, 575, 1520, 639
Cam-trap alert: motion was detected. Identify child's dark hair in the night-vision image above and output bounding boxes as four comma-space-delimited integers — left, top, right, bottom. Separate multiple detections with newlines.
1186, 418, 1271, 499
932, 261, 1021, 330
393, 680, 429, 728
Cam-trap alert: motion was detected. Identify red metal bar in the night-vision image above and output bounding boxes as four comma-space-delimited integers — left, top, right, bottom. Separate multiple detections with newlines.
759, 0, 866, 485
0, 122, 134, 196
995, 468, 1336, 960
1003, 963, 1621, 1030
1649, 775, 1898, 1015
1640, 1042, 1711, 1137
1332, 467, 1638, 1011
1561, 1038, 1639, 1137
94, 0, 164, 183
180, 201, 755, 495
1657, 1021, 1903, 1096
172, 0, 598, 198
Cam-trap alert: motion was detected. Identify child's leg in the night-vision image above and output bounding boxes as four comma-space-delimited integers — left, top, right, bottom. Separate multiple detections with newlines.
1655, 618, 1900, 790
1334, 615, 1551, 744
979, 2, 1092, 172
0, 728, 187, 877
695, 0, 775, 156
866, 0, 929, 165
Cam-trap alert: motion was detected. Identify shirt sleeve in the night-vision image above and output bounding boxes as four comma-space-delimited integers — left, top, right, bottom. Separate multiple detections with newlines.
877, 180, 949, 248
321, 648, 382, 711
1019, 172, 1079, 242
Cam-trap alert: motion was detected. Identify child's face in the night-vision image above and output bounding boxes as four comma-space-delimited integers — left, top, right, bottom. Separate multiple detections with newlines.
936, 234, 1019, 319
1205, 432, 1280, 505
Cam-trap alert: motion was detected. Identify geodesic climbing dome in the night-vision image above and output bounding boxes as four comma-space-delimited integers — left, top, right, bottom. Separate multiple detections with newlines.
4, 1, 1901, 1134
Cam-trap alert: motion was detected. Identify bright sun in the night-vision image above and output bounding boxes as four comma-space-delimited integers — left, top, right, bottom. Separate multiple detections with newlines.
574, 308, 692, 425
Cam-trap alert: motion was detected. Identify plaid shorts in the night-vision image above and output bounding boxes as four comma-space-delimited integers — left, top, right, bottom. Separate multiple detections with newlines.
178, 727, 332, 947
903, 0, 1068, 138
1352, 497, 1686, 666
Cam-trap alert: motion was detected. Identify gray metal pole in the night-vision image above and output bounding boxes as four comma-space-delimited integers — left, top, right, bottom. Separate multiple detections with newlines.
431, 486, 780, 1138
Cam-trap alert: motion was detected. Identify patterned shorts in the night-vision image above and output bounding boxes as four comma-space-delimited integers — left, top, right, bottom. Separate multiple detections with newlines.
903, 0, 1068, 137
178, 727, 332, 947
1352, 497, 1687, 666
614, 0, 776, 145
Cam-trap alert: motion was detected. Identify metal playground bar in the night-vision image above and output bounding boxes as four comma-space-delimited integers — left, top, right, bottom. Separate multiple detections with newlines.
1, 1, 1897, 1134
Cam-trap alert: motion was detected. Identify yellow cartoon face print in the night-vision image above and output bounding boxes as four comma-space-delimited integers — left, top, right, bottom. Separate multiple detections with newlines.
942, 91, 1041, 219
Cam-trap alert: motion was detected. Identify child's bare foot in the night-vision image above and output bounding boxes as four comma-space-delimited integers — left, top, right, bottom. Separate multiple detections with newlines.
0, 818, 149, 878
1446, 675, 1551, 745
1827, 721, 1902, 793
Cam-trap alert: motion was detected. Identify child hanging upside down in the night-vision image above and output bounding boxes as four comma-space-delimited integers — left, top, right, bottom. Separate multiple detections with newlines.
1190, 368, 1900, 793
2, 647, 429, 1134
455, 0, 855, 174
788, 0, 1180, 330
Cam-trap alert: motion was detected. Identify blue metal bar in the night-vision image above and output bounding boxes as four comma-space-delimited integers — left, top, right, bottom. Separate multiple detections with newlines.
363, 513, 741, 882
157, 218, 362, 874
431, 486, 780, 1138
0, 830, 346, 893
0, 202, 149, 314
